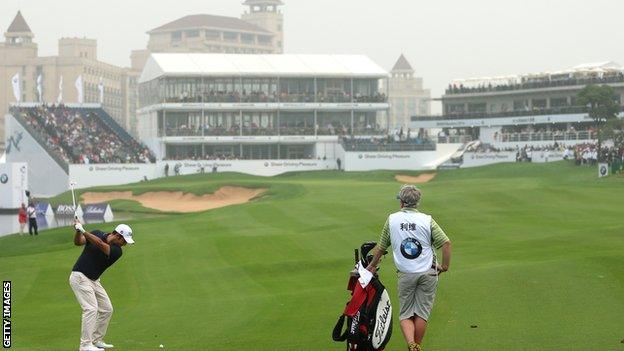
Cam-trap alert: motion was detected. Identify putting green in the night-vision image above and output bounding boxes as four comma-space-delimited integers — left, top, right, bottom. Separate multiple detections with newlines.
0, 161, 622, 350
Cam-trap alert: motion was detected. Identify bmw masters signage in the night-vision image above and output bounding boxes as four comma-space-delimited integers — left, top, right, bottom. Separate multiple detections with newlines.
598, 163, 609, 178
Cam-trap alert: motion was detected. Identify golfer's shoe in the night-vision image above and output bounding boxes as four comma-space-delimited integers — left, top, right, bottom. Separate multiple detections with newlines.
93, 341, 114, 349
79, 345, 104, 351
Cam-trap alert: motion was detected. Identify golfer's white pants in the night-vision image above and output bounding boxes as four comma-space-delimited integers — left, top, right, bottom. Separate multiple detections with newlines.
69, 271, 113, 347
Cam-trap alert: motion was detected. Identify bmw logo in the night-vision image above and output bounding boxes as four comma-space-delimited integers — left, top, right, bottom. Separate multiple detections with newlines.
600, 165, 607, 176
0, 173, 8, 184
89, 167, 94, 171
358, 154, 363, 159
400, 238, 422, 259
264, 162, 269, 167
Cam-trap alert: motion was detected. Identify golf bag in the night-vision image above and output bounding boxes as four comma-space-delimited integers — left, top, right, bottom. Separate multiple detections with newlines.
332, 242, 392, 351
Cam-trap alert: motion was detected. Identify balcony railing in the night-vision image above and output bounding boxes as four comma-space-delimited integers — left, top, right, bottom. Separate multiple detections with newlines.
498, 131, 597, 143
412, 106, 624, 121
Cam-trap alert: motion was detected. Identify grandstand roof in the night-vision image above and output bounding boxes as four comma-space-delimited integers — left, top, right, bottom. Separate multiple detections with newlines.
139, 54, 389, 83
148, 14, 270, 34
7, 11, 32, 33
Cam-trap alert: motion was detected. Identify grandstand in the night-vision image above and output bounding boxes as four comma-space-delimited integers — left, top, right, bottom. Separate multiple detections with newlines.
411, 62, 624, 167
5, 104, 155, 196
136, 53, 459, 173
13, 105, 154, 165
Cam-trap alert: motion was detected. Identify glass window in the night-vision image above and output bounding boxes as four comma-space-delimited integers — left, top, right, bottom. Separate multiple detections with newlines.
317, 111, 350, 135
241, 34, 254, 43
223, 32, 238, 41
258, 35, 272, 45
279, 78, 314, 102
532, 99, 547, 109
243, 111, 277, 135
186, 30, 200, 38
316, 79, 351, 103
279, 112, 314, 135
550, 97, 568, 108
205, 30, 220, 40
204, 112, 241, 136
171, 31, 182, 42
467, 103, 486, 113
353, 111, 383, 135
513, 100, 529, 111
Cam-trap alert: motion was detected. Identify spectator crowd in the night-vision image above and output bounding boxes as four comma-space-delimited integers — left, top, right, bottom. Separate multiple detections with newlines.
15, 105, 155, 164
167, 90, 387, 104
446, 72, 624, 95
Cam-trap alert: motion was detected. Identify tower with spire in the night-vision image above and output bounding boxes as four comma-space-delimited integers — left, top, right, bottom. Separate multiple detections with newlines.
388, 54, 430, 129
241, 0, 284, 53
2, 11, 37, 59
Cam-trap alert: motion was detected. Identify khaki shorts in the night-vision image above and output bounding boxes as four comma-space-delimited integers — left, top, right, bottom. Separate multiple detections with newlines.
397, 268, 438, 321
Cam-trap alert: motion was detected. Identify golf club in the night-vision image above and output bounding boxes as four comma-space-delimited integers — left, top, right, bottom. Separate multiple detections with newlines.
69, 181, 77, 220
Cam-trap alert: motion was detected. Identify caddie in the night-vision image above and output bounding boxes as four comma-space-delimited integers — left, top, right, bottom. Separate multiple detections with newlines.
69, 220, 135, 351
366, 185, 451, 351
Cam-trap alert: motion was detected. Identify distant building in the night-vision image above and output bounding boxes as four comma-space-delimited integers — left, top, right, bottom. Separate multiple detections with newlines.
387, 54, 430, 129
412, 62, 624, 147
0, 11, 138, 151
130, 0, 285, 72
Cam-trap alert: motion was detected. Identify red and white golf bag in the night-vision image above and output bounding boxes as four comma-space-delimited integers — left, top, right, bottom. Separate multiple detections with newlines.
332, 243, 393, 351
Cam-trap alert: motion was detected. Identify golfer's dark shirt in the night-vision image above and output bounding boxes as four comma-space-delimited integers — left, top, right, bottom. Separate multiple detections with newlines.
72, 230, 123, 280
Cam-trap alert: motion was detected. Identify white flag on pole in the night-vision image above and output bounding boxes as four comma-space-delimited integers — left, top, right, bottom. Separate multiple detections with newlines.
11, 73, 21, 102
98, 77, 104, 104
75, 75, 84, 104
57, 76, 63, 104
36, 74, 43, 102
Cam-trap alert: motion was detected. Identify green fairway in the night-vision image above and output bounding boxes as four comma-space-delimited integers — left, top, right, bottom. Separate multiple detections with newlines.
1, 161, 623, 350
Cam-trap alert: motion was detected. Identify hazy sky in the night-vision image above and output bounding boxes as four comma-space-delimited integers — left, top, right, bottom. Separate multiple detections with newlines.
4, 0, 624, 112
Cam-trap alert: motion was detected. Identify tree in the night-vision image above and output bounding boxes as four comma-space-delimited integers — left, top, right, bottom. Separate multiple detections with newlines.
577, 85, 621, 161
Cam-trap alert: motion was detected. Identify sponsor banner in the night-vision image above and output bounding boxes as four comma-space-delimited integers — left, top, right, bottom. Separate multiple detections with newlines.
69, 164, 158, 189
35, 202, 54, 230
55, 204, 84, 218
598, 163, 609, 178
461, 151, 566, 168
83, 203, 114, 223
415, 113, 594, 129
344, 151, 440, 171
158, 159, 334, 177
55, 204, 85, 227
0, 162, 28, 209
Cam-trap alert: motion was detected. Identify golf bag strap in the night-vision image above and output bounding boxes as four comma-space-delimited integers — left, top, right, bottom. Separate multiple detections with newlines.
331, 315, 348, 341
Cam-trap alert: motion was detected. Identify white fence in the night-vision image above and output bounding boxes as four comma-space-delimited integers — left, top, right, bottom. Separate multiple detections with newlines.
67, 159, 335, 191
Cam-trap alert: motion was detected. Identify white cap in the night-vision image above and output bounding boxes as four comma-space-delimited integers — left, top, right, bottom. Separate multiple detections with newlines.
114, 224, 134, 244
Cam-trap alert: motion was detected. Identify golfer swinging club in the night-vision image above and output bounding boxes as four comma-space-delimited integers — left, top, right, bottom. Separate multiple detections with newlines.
366, 185, 451, 351
69, 220, 135, 351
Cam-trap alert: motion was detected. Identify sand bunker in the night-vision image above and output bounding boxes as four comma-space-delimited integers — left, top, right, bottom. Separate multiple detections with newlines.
395, 173, 436, 184
81, 186, 266, 213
